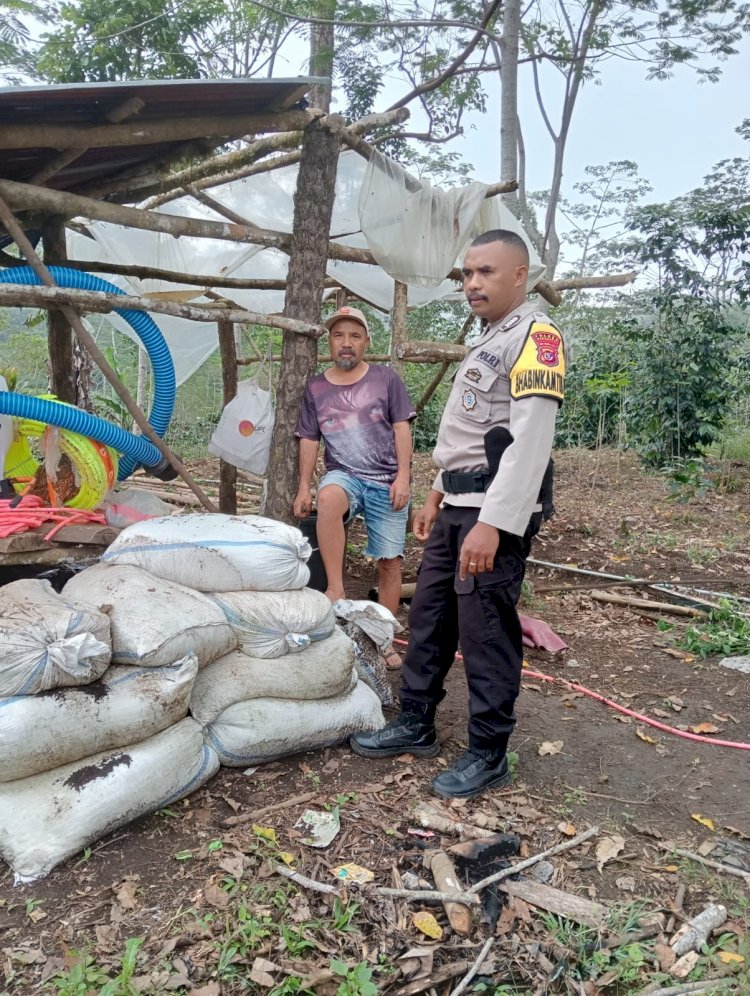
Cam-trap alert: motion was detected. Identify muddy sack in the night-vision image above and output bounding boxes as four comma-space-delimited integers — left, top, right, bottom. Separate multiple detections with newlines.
102, 513, 311, 592
208, 587, 336, 658
0, 655, 199, 782
190, 628, 356, 725
64, 564, 237, 668
204, 681, 384, 766
0, 579, 111, 698
0, 718, 219, 882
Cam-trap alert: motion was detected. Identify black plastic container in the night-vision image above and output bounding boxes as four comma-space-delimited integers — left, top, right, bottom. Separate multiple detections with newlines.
296, 512, 328, 593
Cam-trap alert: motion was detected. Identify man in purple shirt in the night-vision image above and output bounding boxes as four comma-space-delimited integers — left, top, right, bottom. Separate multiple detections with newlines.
294, 307, 416, 639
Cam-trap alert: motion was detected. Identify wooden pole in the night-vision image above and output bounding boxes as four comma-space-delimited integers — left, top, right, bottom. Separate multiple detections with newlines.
0, 194, 218, 512
0, 283, 328, 337
415, 312, 475, 414
0, 109, 320, 151
41, 216, 75, 403
217, 319, 238, 514
390, 281, 408, 378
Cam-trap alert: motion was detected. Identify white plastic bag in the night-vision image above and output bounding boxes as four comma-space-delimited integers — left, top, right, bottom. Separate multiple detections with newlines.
208, 352, 274, 474
0, 718, 218, 882
64, 564, 237, 667
102, 513, 311, 592
0, 580, 111, 698
209, 587, 336, 657
0, 655, 199, 782
102, 487, 173, 528
190, 628, 357, 725
205, 680, 384, 766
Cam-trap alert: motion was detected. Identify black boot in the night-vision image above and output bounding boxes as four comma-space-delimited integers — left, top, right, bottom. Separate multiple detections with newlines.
350, 712, 439, 759
431, 748, 511, 799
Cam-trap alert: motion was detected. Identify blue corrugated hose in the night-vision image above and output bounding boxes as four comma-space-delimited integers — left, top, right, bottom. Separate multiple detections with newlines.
0, 266, 176, 478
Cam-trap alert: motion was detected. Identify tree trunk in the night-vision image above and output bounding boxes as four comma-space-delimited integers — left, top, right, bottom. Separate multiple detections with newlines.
499, 0, 521, 192
390, 281, 408, 378
264, 7, 339, 523
261, 136, 337, 517
217, 319, 238, 515
41, 217, 75, 404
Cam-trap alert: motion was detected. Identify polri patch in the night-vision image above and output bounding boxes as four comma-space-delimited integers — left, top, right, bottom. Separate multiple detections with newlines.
464, 367, 482, 383
462, 389, 478, 411
509, 322, 566, 403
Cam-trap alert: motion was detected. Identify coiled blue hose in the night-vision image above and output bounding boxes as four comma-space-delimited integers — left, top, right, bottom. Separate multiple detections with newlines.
0, 266, 176, 478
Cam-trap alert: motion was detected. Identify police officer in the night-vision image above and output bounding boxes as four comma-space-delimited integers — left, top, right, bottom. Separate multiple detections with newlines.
350, 229, 567, 799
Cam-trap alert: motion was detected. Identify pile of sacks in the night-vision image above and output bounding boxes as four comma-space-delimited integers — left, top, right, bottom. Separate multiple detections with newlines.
0, 514, 385, 881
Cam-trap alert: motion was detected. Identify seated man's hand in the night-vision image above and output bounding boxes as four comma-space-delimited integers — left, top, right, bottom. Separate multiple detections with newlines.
389, 472, 411, 512
459, 522, 500, 580
293, 485, 313, 519
412, 490, 443, 541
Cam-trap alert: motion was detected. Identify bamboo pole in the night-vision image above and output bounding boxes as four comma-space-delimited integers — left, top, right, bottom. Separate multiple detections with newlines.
217, 319, 238, 514
0, 283, 328, 337
0, 194, 218, 512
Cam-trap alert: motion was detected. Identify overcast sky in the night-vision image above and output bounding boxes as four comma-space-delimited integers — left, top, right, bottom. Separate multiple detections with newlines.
459, 36, 750, 204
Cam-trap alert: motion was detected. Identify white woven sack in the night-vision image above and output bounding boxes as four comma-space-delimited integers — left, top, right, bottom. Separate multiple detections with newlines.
102, 513, 311, 592
208, 587, 336, 657
64, 564, 237, 667
190, 628, 356, 725
0, 579, 111, 698
0, 718, 219, 882
205, 680, 384, 766
0, 655, 199, 782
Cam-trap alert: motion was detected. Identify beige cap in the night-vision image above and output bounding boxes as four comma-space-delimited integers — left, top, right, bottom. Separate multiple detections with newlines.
324, 306, 369, 335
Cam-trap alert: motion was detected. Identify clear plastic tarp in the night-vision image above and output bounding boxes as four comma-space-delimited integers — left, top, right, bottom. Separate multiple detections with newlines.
67, 151, 545, 385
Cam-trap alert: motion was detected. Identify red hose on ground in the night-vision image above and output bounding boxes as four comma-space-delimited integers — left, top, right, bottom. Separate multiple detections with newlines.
391, 638, 750, 751
0, 494, 106, 539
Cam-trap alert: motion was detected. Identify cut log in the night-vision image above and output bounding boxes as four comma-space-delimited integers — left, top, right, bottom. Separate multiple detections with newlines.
498, 877, 606, 927
590, 590, 704, 617
427, 851, 473, 936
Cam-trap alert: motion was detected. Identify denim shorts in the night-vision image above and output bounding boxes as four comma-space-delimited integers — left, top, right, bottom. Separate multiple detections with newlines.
319, 469, 409, 560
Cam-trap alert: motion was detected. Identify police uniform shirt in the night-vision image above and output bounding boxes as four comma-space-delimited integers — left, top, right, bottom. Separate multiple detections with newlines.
431, 300, 567, 537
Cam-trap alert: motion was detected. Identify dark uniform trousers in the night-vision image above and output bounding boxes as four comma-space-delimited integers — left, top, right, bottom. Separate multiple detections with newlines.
399, 504, 539, 754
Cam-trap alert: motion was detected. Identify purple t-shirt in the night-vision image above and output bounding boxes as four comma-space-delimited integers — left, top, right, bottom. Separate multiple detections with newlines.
295, 366, 416, 484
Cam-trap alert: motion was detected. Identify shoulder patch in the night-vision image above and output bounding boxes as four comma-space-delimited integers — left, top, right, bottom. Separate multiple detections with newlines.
510, 322, 566, 403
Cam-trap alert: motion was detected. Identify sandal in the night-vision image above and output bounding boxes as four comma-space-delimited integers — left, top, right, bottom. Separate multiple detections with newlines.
381, 647, 402, 670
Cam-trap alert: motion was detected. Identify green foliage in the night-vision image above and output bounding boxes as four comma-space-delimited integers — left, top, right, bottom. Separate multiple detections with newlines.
49, 937, 143, 996
678, 599, 750, 659
331, 959, 378, 996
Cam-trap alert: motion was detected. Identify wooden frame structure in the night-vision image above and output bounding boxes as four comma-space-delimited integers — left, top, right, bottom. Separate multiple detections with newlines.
0, 77, 636, 528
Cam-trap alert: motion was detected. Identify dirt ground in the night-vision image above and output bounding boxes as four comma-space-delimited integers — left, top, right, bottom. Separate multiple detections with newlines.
1, 449, 748, 995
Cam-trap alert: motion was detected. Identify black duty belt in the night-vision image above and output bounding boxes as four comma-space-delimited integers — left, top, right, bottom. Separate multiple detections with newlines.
441, 469, 492, 494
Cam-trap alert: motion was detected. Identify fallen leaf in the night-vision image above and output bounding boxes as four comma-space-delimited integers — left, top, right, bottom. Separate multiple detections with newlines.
689, 722, 720, 734
615, 876, 636, 892
697, 840, 717, 857
114, 877, 140, 910
250, 957, 281, 987
252, 824, 278, 845
412, 911, 443, 939
667, 696, 684, 711
718, 951, 745, 965
596, 835, 625, 873
691, 813, 716, 831
538, 740, 563, 756
218, 852, 245, 880
655, 942, 676, 971
204, 884, 230, 909
636, 728, 657, 744
27, 907, 47, 923
558, 821, 577, 836
397, 947, 434, 981
652, 708, 670, 718
192, 985, 221, 996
